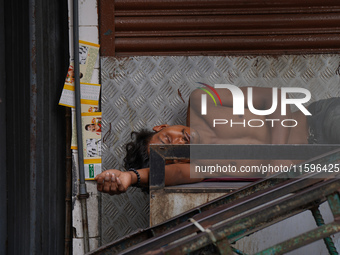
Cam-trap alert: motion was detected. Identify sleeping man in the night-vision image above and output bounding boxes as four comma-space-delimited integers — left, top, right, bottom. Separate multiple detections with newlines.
95, 85, 340, 195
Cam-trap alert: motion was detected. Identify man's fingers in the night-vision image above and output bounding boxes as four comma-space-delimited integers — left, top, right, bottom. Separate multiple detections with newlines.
104, 172, 111, 181
103, 173, 113, 193
117, 177, 126, 193
96, 176, 104, 191
95, 171, 127, 196
110, 176, 118, 193
116, 176, 121, 185
111, 173, 116, 182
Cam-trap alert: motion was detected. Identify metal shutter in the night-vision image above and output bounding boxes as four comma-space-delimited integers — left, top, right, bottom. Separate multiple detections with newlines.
99, 0, 340, 56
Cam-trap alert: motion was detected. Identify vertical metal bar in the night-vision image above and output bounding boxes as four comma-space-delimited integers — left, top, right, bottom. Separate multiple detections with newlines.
328, 193, 340, 221
73, 0, 90, 252
149, 146, 166, 189
29, 0, 37, 253
216, 238, 234, 255
73, 0, 86, 195
65, 107, 73, 255
99, 0, 115, 56
0, 0, 7, 252
310, 207, 338, 255
327, 192, 340, 253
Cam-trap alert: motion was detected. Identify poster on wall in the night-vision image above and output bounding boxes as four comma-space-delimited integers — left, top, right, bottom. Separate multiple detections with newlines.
58, 40, 101, 181
59, 40, 100, 108
65, 40, 100, 84
59, 82, 101, 109
82, 112, 102, 180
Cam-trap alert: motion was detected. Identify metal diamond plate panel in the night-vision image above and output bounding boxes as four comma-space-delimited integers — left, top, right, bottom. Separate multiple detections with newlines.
100, 55, 340, 244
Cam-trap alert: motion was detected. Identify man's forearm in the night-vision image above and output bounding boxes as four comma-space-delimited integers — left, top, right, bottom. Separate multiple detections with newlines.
136, 163, 203, 187
130, 168, 149, 187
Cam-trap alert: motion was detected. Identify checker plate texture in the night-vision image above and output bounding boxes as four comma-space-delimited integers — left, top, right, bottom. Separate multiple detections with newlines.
100, 55, 340, 244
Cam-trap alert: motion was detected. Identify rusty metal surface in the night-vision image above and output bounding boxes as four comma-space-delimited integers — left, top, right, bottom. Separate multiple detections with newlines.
5, 0, 69, 254
160, 178, 340, 254
328, 193, 340, 221
94, 147, 340, 254
311, 207, 338, 255
99, 0, 115, 56
90, 178, 279, 254
145, 173, 339, 254
150, 190, 227, 226
115, 13, 340, 36
109, 176, 338, 254
255, 222, 340, 255
100, 0, 340, 56
114, 0, 340, 14
114, 35, 340, 56
164, 182, 250, 193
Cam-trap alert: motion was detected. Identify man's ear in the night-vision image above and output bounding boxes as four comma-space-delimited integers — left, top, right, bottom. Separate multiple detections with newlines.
152, 124, 169, 132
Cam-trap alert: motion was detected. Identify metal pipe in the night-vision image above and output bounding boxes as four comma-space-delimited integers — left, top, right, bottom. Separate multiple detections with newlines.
311, 207, 338, 255
65, 107, 73, 255
256, 222, 340, 255
160, 178, 340, 254
73, 0, 90, 252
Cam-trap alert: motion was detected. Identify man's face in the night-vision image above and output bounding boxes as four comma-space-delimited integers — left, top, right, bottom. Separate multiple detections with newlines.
149, 125, 198, 146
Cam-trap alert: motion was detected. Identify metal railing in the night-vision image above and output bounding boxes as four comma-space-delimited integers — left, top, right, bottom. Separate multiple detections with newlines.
88, 144, 340, 255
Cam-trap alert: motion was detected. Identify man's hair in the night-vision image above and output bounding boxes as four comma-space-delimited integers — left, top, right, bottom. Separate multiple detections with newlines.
123, 129, 155, 170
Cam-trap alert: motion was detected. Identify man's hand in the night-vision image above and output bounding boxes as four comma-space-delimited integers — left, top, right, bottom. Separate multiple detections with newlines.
94, 169, 133, 195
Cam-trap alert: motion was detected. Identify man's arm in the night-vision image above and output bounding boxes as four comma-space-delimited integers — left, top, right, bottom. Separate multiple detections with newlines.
95, 163, 203, 195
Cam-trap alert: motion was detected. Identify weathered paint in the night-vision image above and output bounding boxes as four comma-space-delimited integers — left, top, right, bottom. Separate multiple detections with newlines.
100, 0, 340, 56
311, 207, 338, 255
150, 189, 228, 226
90, 147, 340, 254
160, 178, 340, 254
256, 223, 340, 255
5, 0, 69, 254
